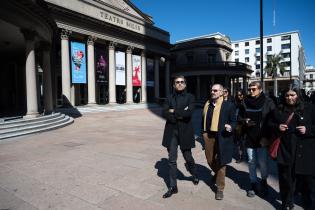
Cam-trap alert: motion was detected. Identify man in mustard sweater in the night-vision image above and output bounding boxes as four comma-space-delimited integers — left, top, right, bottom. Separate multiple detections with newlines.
202, 84, 236, 200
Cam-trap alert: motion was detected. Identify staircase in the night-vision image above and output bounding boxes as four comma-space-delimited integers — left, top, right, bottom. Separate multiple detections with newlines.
0, 113, 73, 140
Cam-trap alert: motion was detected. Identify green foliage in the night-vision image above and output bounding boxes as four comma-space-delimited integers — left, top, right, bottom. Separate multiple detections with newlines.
264, 53, 286, 78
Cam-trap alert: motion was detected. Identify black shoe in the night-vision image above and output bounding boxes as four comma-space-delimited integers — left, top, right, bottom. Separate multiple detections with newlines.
215, 190, 224, 200
260, 179, 268, 196
192, 176, 199, 185
247, 183, 257, 198
162, 186, 178, 198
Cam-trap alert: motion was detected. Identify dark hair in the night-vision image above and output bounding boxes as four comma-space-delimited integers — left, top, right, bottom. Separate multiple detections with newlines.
279, 87, 304, 113
249, 81, 262, 90
173, 75, 186, 84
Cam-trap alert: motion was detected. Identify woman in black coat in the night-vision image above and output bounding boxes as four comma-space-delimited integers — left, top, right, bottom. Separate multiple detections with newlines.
269, 87, 315, 210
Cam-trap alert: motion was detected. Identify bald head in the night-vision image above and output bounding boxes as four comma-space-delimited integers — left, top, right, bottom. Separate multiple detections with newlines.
211, 84, 224, 101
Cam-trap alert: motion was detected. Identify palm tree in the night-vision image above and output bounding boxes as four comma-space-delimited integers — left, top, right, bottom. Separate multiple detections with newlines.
264, 53, 285, 97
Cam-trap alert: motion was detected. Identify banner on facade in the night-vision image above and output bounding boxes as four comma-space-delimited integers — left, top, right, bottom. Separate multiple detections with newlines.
115, 51, 126, 85
146, 58, 154, 87
70, 41, 87, 84
132, 55, 141, 86
95, 46, 108, 83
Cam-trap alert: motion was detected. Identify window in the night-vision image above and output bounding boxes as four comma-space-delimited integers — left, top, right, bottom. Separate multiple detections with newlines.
267, 55, 272, 61
256, 64, 261, 69
245, 42, 249, 46
282, 44, 290, 49
256, 56, 260, 61
245, 49, 249, 54
235, 50, 239, 56
255, 48, 260, 53
235, 43, 239, 48
267, 38, 272, 43
310, 74, 313, 79
281, 35, 291, 41
207, 54, 216, 63
235, 58, 239, 62
282, 53, 290, 58
245, 57, 249, 62
256, 40, 260, 45
256, 72, 260, 77
267, 46, 272, 51
187, 55, 194, 64
282, 61, 291, 67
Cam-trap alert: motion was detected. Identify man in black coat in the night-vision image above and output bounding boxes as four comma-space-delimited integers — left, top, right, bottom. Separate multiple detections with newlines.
202, 84, 236, 200
162, 75, 199, 198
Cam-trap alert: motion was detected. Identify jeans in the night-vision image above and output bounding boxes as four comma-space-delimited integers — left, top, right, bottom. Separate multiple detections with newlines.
246, 147, 268, 183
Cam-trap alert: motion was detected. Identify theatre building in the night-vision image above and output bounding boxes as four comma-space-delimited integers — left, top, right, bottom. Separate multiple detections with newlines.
171, 33, 252, 102
0, 0, 170, 118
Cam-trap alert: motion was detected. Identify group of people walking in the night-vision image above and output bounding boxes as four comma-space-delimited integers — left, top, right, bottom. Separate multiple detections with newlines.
161, 75, 315, 210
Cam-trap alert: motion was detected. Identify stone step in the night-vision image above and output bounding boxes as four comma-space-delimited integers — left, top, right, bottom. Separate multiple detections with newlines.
0, 114, 73, 140
0, 113, 62, 126
0, 114, 65, 130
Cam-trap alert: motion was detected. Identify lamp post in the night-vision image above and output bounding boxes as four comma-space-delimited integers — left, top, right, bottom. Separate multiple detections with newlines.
260, 0, 264, 89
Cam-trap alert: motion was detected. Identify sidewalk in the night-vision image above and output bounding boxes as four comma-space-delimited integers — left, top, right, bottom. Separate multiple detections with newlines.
0, 108, 305, 210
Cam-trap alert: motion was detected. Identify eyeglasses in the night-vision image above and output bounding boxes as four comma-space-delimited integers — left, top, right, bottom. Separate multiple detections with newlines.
175, 81, 185, 84
211, 89, 219, 92
223, 90, 228, 93
249, 88, 257, 92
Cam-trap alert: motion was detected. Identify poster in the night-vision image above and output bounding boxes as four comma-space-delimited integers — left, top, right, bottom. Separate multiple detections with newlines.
95, 46, 108, 83
115, 51, 126, 85
70, 41, 86, 84
146, 58, 154, 87
132, 55, 141, 86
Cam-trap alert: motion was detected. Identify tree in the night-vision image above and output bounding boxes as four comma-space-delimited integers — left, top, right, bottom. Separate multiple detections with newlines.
264, 53, 285, 96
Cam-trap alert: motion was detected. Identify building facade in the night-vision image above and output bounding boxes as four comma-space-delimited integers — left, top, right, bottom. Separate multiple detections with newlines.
0, 0, 171, 118
231, 31, 305, 96
304, 65, 315, 94
171, 33, 252, 102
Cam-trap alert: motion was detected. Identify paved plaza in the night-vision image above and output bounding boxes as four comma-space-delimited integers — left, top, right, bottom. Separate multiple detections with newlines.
0, 106, 307, 210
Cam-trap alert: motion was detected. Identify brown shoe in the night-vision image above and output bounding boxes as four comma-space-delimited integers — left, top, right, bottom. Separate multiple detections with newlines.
215, 190, 224, 200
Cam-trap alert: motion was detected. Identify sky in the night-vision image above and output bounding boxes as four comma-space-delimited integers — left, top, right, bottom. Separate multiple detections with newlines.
131, 0, 315, 66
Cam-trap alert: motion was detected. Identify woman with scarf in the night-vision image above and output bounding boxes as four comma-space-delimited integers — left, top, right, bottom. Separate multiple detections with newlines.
269, 87, 315, 210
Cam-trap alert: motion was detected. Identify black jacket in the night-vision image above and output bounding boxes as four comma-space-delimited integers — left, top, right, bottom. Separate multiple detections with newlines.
269, 103, 315, 176
242, 93, 275, 148
162, 91, 195, 150
201, 99, 237, 165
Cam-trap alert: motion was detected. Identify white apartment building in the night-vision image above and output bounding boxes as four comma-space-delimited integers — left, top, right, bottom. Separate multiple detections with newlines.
231, 31, 305, 96
304, 65, 315, 93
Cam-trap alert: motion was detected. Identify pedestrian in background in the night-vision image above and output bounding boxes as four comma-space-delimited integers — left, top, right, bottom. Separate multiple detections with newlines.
234, 89, 246, 163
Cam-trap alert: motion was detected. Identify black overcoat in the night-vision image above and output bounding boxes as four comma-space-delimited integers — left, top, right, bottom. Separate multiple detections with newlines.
269, 103, 315, 176
162, 92, 195, 150
202, 100, 237, 165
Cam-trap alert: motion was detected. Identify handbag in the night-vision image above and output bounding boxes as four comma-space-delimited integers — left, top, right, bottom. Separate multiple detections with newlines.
269, 112, 294, 160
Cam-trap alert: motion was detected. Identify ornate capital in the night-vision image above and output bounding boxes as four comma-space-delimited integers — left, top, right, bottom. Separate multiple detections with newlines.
126, 46, 134, 54
60, 29, 72, 40
20, 28, 37, 41
109, 41, 117, 50
87, 36, 97, 45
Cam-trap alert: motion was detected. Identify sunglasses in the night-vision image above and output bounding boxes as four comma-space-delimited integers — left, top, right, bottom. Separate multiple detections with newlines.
175, 81, 185, 84
211, 89, 220, 92
249, 87, 258, 92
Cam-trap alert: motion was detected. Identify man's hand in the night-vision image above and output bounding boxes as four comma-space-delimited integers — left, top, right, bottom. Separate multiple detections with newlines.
169, 109, 174, 113
225, 124, 232, 132
279, 124, 288, 132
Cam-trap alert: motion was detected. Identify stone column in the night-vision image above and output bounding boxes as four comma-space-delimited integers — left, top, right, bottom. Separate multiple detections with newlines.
108, 42, 116, 104
196, 75, 201, 100
21, 29, 38, 117
165, 59, 170, 97
154, 56, 160, 100
41, 42, 53, 114
87, 36, 97, 105
243, 76, 248, 92
61, 29, 72, 106
211, 75, 215, 85
126, 46, 133, 103
141, 51, 147, 103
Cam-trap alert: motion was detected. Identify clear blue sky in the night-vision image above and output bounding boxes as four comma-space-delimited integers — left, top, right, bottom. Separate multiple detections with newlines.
131, 0, 315, 66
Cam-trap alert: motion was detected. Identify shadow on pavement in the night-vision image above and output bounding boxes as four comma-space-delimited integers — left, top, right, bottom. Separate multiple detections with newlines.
226, 165, 282, 209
